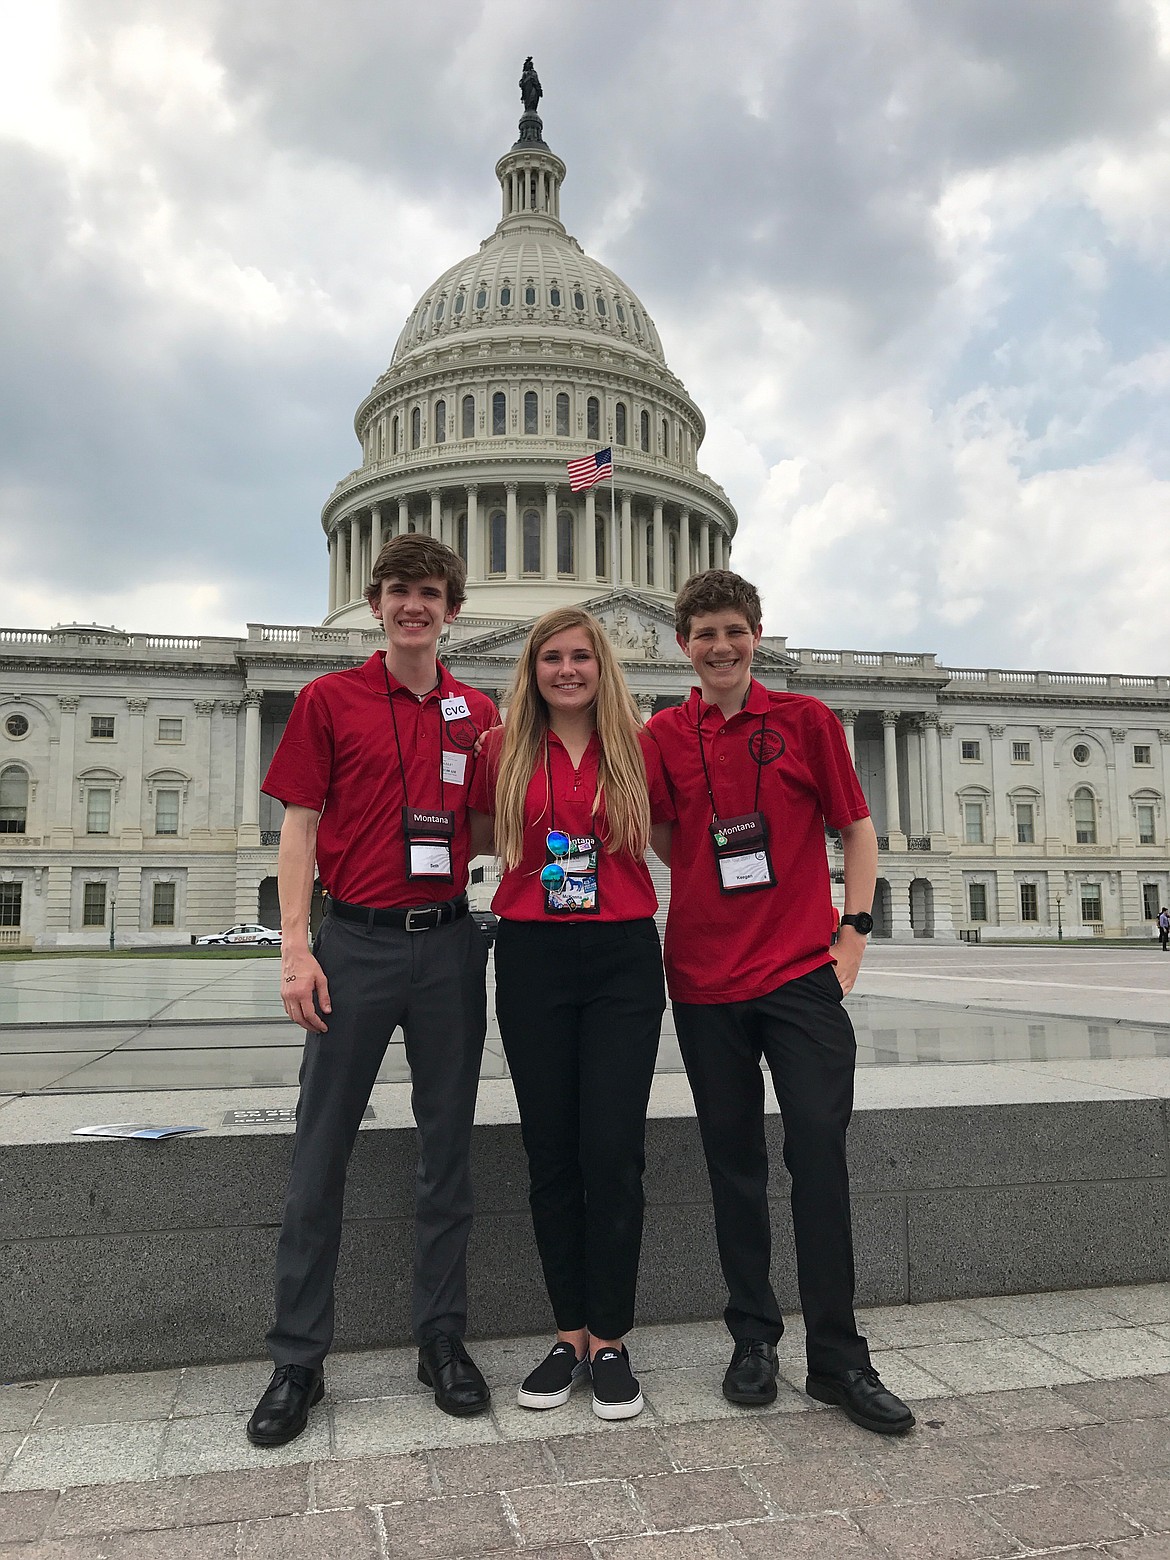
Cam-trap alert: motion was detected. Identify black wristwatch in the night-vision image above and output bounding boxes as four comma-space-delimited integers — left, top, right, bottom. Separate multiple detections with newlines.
839, 912, 874, 935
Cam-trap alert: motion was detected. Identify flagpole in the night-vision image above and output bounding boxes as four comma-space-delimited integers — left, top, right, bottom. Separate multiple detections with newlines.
609, 454, 617, 588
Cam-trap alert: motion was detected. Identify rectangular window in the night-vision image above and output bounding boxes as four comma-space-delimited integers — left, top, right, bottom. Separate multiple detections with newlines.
154, 789, 180, 836
1020, 882, 1039, 922
158, 718, 183, 742
968, 882, 988, 922
1143, 883, 1161, 920
1138, 804, 1156, 846
86, 788, 111, 835
82, 881, 107, 926
90, 715, 115, 740
1015, 803, 1035, 844
960, 739, 981, 761
963, 802, 984, 844
1012, 741, 1031, 763
1080, 882, 1102, 923
1134, 744, 1153, 766
152, 881, 176, 927
0, 882, 21, 927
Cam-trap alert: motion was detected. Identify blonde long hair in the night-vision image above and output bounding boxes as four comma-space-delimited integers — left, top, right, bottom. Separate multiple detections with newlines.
494, 608, 650, 870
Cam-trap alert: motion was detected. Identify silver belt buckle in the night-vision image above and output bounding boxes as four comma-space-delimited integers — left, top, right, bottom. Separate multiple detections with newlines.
404, 905, 438, 932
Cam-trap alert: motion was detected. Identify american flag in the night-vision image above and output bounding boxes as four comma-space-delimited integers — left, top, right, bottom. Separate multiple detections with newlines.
566, 447, 614, 491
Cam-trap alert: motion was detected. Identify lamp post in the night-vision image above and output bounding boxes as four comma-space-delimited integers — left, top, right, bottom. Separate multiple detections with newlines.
108, 892, 116, 953
1055, 893, 1063, 942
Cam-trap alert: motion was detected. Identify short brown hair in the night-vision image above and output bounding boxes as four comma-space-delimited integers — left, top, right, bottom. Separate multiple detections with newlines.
365, 534, 467, 612
674, 569, 762, 640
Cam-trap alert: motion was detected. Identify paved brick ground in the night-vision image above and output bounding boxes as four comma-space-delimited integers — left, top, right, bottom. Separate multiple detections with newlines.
6, 1289, 1170, 1557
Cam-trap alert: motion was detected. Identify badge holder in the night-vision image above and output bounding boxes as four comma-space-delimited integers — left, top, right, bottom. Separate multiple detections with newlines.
541, 828, 600, 915
403, 806, 455, 882
708, 811, 776, 894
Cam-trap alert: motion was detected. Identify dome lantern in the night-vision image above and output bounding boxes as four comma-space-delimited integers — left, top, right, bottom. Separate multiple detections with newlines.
495, 55, 566, 234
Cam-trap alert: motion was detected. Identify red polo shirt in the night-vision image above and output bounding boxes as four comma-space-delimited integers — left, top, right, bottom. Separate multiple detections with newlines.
646, 681, 868, 1004
468, 727, 674, 923
262, 653, 498, 909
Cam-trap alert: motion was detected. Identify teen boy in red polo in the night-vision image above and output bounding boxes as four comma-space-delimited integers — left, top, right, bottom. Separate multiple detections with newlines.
246, 536, 498, 1448
647, 570, 913, 1435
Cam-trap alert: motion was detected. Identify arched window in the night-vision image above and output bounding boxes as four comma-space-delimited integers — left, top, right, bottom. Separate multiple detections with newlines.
492, 392, 506, 435
615, 300, 626, 325
595, 293, 607, 317
455, 512, 468, 564
489, 510, 506, 574
549, 286, 562, 308
0, 765, 28, 833
615, 402, 627, 445
462, 395, 475, 438
499, 284, 512, 307
410, 407, 421, 449
640, 409, 650, 452
417, 305, 429, 336
475, 286, 488, 310
454, 291, 466, 317
433, 298, 445, 323
587, 397, 600, 442
662, 418, 670, 457
556, 393, 570, 437
377, 421, 386, 459
524, 391, 539, 434
524, 285, 536, 306
1074, 787, 1097, 845
573, 288, 585, 312
595, 516, 608, 579
557, 510, 575, 574
522, 508, 541, 574
392, 415, 399, 454
434, 400, 446, 444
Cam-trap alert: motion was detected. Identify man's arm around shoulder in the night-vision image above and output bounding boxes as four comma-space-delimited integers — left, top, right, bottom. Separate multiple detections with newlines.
836, 815, 878, 996
278, 803, 331, 1033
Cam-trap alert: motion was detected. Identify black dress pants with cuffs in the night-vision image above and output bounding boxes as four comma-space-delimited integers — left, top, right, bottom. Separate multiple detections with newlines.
673, 961, 870, 1378
267, 911, 488, 1369
494, 917, 665, 1341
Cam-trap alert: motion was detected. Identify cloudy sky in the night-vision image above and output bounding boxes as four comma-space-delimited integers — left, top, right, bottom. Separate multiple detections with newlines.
2, 0, 1170, 672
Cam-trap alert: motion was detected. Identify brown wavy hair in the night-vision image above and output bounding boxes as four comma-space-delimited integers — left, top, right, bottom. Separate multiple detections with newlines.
675, 569, 762, 640
365, 534, 467, 612
493, 608, 650, 870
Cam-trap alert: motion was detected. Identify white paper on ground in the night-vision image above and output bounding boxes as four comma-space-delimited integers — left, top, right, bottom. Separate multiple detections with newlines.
71, 1123, 206, 1140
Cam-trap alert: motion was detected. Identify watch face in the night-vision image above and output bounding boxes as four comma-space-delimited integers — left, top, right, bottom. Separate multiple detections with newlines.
844, 912, 874, 935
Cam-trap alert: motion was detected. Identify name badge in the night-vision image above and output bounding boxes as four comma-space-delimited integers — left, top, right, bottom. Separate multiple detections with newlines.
441, 696, 471, 723
542, 832, 600, 916
708, 811, 777, 894
403, 806, 455, 882
441, 750, 468, 785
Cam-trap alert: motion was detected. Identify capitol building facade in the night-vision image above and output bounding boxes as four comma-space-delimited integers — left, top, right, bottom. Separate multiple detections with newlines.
2, 82, 1168, 949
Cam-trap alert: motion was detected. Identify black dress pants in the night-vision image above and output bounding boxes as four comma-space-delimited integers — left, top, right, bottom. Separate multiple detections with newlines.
494, 918, 665, 1340
673, 961, 870, 1376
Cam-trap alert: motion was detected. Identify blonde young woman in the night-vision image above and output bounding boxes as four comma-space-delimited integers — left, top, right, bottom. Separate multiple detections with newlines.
468, 608, 671, 1420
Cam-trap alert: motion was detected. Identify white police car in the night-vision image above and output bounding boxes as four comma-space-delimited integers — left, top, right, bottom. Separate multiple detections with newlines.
194, 923, 282, 948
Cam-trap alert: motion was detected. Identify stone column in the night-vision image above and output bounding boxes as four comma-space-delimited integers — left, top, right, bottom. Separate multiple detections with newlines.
923, 712, 944, 839
240, 692, 262, 839
398, 496, 409, 539
192, 701, 214, 834
544, 482, 558, 580
679, 509, 691, 583
882, 711, 905, 847
371, 502, 384, 563
584, 489, 598, 584
620, 491, 633, 583
346, 516, 360, 604
636, 508, 648, 587
466, 485, 481, 580
327, 529, 339, 614
53, 695, 79, 839
905, 720, 924, 837
1111, 727, 1132, 849
1039, 726, 1061, 852
652, 500, 664, 590
429, 489, 442, 541
988, 724, 1011, 848
121, 698, 147, 847
505, 483, 519, 580
214, 700, 240, 831
840, 709, 857, 765
697, 515, 710, 573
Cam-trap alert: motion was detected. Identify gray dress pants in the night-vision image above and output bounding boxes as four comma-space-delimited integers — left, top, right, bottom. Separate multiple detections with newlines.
267, 911, 489, 1367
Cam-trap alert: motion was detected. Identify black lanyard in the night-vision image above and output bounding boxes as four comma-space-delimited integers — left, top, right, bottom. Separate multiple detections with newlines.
544, 735, 597, 836
381, 656, 445, 813
694, 696, 767, 820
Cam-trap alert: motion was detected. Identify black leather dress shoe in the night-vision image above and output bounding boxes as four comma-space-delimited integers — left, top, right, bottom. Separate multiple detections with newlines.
722, 1340, 779, 1405
805, 1365, 915, 1434
417, 1333, 491, 1417
245, 1363, 324, 1447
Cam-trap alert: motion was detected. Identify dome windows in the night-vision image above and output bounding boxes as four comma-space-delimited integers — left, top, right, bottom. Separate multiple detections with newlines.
587, 397, 600, 442
524, 391, 539, 434
557, 510, 575, 574
411, 407, 421, 449
615, 300, 626, 324
522, 509, 541, 574
454, 291, 466, 317
392, 415, 400, 454
492, 392, 507, 435
417, 306, 429, 336
615, 402, 627, 446
475, 287, 488, 310
640, 409, 650, 452
549, 286, 562, 308
434, 299, 445, 323
524, 285, 537, 307
661, 417, 670, 457
573, 289, 585, 313
489, 510, 506, 574
595, 294, 607, 318
630, 305, 642, 336
434, 400, 446, 444
462, 395, 475, 439
556, 393, 570, 437
500, 285, 512, 308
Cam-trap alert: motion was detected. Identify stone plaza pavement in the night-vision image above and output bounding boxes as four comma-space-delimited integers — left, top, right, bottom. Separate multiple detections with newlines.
6, 1285, 1170, 1557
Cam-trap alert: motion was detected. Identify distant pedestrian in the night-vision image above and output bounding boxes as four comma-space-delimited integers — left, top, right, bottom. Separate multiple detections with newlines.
1158, 907, 1169, 951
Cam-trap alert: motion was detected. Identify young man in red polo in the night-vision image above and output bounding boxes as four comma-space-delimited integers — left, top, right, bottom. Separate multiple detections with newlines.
247, 535, 498, 1447
647, 569, 913, 1435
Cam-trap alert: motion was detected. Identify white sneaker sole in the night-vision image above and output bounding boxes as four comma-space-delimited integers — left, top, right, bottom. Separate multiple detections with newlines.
517, 1360, 589, 1410
592, 1389, 644, 1421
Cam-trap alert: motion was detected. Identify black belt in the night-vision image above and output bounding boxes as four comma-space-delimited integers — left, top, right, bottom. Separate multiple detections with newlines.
326, 893, 469, 933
